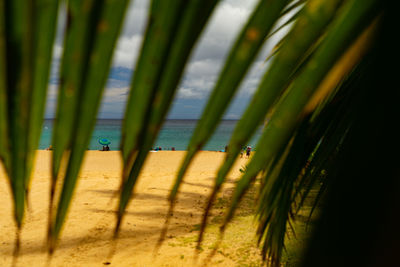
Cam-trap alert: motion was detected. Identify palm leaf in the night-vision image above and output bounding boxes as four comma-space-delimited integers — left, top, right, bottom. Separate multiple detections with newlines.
26, 0, 60, 197
0, 0, 61, 258
120, 0, 188, 169
294, 21, 380, 214
51, 0, 102, 183
255, 66, 362, 265
3, 0, 36, 229
172, 0, 291, 206
197, 0, 344, 248
166, 0, 292, 247
0, 0, 391, 264
221, 0, 381, 232
49, 0, 130, 251
299, 12, 397, 265
241, 21, 380, 262
116, 0, 220, 236
49, 0, 102, 246
266, 1, 303, 41
0, 0, 10, 173
256, 133, 302, 266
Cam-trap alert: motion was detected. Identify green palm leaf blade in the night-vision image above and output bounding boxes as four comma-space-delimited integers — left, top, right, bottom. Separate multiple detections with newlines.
293, 75, 360, 213
221, 0, 381, 233
280, 0, 305, 17
49, 0, 99, 245
248, 74, 362, 263
116, 0, 220, 236
117, 0, 191, 232
49, 0, 130, 251
167, 0, 291, 238
51, 0, 98, 186
120, 0, 188, 169
3, 0, 35, 228
144, 0, 219, 133
0, 0, 10, 173
297, 106, 354, 216
266, 0, 304, 40
117, 0, 191, 231
197, 0, 343, 248
255, 117, 314, 265
25, 0, 60, 192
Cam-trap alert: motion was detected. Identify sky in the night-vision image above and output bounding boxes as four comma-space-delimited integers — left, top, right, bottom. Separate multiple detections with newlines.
46, 0, 289, 119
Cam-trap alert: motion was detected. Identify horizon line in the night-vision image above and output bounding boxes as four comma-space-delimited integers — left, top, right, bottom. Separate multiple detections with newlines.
44, 117, 240, 120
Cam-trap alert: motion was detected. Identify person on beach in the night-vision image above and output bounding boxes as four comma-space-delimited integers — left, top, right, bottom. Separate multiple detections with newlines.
246, 146, 251, 158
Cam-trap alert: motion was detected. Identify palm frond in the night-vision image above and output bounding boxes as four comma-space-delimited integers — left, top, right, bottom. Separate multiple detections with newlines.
198, 0, 344, 248
0, 0, 392, 264
167, 0, 293, 247
256, 62, 363, 265
300, 9, 398, 265
0, 0, 10, 173
27, 0, 61, 188
221, 0, 381, 233
120, 0, 188, 169
49, 0, 130, 251
0, 0, 60, 257
116, 0, 219, 237
3, 0, 36, 229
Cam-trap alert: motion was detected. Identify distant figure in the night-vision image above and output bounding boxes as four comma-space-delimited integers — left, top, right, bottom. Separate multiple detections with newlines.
246, 146, 251, 158
172, 147, 175, 151
46, 145, 53, 151
159, 146, 162, 151
99, 138, 111, 151
240, 149, 244, 158
225, 145, 228, 153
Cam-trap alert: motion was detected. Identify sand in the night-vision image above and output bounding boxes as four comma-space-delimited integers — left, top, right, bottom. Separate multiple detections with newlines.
0, 150, 257, 267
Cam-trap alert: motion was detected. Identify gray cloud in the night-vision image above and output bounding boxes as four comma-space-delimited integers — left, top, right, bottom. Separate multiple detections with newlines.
47, 0, 293, 119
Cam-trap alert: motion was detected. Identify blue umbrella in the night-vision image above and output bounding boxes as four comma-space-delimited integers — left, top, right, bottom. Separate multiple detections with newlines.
98, 138, 111, 146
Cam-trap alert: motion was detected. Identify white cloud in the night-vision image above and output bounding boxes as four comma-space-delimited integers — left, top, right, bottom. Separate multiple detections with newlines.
102, 87, 130, 103
189, 0, 256, 62
111, 0, 148, 68
175, 59, 219, 99
177, 87, 204, 99
112, 34, 143, 69
120, 0, 149, 36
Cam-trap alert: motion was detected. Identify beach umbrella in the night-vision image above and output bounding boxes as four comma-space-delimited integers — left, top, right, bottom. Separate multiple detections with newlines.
98, 138, 111, 146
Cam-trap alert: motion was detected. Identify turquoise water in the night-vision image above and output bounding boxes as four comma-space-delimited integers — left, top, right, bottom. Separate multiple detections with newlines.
39, 119, 262, 151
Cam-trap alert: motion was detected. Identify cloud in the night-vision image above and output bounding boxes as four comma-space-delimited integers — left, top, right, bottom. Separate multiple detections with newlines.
98, 87, 130, 118
190, 1, 255, 61
111, 0, 148, 68
48, 0, 290, 119
112, 34, 143, 69
177, 87, 204, 100
102, 87, 130, 103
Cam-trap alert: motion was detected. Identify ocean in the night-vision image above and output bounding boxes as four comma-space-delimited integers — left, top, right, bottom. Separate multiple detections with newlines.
39, 119, 263, 151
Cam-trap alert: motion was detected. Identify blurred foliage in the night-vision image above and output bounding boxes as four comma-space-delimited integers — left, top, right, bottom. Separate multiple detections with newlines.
0, 0, 398, 266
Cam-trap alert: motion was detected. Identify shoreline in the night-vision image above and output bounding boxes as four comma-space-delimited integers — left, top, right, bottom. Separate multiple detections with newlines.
39, 149, 233, 152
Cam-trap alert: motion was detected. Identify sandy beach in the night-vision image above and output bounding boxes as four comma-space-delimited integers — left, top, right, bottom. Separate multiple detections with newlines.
0, 151, 261, 267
